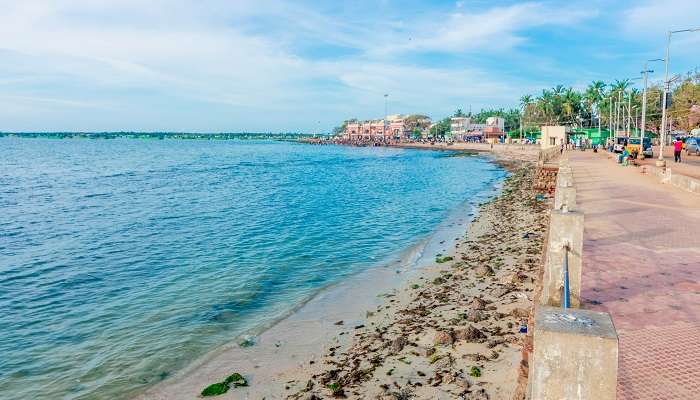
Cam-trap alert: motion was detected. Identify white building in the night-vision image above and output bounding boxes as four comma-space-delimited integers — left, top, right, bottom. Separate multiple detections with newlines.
450, 117, 486, 137
486, 117, 505, 131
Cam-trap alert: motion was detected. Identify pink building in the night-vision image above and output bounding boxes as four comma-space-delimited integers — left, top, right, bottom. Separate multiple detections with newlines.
344, 115, 412, 141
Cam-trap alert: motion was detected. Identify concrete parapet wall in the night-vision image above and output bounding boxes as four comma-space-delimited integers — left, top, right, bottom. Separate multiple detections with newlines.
541, 210, 583, 307
531, 306, 618, 400
553, 186, 576, 211
556, 168, 573, 188
645, 165, 700, 195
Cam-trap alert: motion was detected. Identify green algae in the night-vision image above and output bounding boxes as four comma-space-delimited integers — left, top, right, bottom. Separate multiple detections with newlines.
201, 382, 229, 397
200, 372, 247, 396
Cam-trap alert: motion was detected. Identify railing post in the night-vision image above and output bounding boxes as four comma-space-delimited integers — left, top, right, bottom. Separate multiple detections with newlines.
541, 209, 583, 307
562, 245, 570, 308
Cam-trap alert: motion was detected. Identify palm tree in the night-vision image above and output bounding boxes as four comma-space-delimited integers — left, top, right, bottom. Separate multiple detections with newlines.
520, 94, 533, 109
538, 89, 554, 124
562, 88, 582, 126
584, 81, 606, 128
610, 79, 631, 96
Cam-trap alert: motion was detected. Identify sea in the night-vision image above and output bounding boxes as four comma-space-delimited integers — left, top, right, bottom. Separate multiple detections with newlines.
0, 138, 507, 399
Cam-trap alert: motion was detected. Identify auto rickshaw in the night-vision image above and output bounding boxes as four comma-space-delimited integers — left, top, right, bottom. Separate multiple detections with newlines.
625, 137, 653, 158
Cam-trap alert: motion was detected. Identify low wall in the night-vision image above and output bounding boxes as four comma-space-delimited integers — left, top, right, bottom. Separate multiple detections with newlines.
514, 153, 619, 400
644, 165, 700, 195
533, 164, 558, 194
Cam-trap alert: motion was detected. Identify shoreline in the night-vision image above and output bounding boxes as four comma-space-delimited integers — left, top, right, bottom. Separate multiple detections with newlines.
136, 150, 544, 400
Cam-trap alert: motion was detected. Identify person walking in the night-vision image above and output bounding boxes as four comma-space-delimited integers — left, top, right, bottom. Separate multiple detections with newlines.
673, 137, 683, 163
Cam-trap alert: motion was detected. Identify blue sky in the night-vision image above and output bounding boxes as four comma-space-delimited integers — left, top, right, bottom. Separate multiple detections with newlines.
1, 0, 699, 133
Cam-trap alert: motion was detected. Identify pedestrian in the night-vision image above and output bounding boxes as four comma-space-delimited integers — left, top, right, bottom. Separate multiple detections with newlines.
673, 137, 683, 163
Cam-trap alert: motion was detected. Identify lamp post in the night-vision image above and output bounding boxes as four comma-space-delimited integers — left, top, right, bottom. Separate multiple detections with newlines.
383, 94, 389, 142
658, 28, 700, 166
640, 59, 663, 159
608, 96, 613, 149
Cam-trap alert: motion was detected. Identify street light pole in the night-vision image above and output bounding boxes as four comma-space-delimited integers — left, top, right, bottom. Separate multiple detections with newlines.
659, 28, 700, 166
640, 59, 662, 160
384, 94, 388, 142
627, 89, 632, 136
609, 97, 613, 149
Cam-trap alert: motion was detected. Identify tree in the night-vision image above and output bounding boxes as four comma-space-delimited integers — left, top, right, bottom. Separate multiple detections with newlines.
584, 81, 606, 128
520, 95, 533, 109
454, 108, 466, 117
332, 119, 357, 135
429, 117, 451, 139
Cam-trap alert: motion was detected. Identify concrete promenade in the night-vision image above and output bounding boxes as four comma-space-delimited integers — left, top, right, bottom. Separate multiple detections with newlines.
569, 151, 700, 399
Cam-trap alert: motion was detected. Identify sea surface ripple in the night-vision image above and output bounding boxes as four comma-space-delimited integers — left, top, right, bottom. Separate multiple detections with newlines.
0, 138, 506, 399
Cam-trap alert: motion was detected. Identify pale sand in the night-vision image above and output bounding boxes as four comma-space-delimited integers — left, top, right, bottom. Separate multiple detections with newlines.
136, 156, 547, 400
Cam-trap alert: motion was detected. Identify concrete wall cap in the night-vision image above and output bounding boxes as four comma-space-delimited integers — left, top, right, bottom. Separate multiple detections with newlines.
535, 306, 617, 339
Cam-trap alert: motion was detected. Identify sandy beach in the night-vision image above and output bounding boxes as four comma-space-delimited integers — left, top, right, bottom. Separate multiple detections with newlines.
137, 152, 548, 400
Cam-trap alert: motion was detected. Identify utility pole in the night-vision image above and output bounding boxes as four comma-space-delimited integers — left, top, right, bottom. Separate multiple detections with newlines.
659, 27, 700, 166
627, 90, 632, 136
519, 110, 523, 145
384, 94, 388, 142
609, 97, 613, 149
640, 59, 662, 159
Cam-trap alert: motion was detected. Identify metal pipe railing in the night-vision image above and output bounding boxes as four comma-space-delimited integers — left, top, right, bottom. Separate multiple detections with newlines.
562, 244, 570, 308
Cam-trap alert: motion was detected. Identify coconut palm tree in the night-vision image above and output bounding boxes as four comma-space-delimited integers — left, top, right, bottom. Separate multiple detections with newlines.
584, 81, 606, 127
538, 89, 554, 124
562, 88, 583, 126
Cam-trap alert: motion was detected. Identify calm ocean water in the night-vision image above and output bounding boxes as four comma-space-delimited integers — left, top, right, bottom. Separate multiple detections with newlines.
0, 138, 506, 399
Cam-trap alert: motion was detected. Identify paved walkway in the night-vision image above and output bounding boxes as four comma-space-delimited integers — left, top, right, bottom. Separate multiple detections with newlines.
569, 151, 700, 399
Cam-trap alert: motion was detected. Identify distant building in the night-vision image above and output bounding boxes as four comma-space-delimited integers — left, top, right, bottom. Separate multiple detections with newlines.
449, 116, 508, 141
450, 117, 485, 141
344, 115, 418, 141
540, 126, 567, 149
486, 117, 505, 131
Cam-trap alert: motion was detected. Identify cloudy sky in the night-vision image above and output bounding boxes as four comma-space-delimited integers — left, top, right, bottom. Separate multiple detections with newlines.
1, 0, 699, 132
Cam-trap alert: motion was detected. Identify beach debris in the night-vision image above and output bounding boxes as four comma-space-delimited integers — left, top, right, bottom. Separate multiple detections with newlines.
200, 373, 247, 397
454, 325, 487, 343
391, 336, 408, 353
238, 335, 255, 348
326, 382, 344, 397
435, 255, 454, 264
474, 265, 494, 277
432, 277, 446, 285
469, 366, 482, 378
201, 382, 229, 397
334, 320, 344, 325
462, 310, 487, 323
468, 297, 488, 311
511, 308, 529, 318
287, 164, 548, 400
433, 330, 454, 346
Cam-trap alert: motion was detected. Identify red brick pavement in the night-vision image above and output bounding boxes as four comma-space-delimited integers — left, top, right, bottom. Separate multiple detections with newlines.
569, 151, 700, 399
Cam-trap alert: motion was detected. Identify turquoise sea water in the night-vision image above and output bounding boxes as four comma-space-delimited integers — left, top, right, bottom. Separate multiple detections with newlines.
0, 138, 506, 399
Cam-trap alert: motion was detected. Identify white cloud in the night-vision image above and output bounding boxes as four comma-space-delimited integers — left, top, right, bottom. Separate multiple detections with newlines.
0, 0, 588, 131
623, 0, 700, 37
368, 2, 596, 55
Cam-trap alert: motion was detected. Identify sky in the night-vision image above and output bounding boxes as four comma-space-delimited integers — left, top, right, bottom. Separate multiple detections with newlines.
1, 0, 699, 133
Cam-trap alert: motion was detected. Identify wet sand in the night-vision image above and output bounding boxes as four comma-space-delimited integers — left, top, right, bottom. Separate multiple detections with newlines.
137, 156, 547, 400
